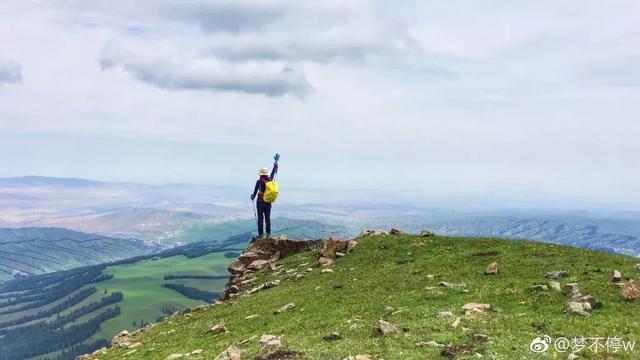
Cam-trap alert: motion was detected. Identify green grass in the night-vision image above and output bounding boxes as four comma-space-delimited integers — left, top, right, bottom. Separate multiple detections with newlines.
88, 251, 230, 340
97, 235, 640, 359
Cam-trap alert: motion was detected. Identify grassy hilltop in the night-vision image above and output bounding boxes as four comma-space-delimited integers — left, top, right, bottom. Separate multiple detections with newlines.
97, 234, 640, 359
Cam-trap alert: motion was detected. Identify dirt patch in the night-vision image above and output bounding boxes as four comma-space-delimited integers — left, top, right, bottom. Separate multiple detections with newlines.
471, 251, 499, 257
254, 350, 301, 360
441, 345, 473, 358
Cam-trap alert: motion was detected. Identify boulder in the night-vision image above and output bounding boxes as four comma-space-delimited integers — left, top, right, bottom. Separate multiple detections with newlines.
574, 294, 603, 309
210, 323, 228, 334
247, 259, 271, 271
549, 281, 562, 292
260, 334, 282, 352
546, 271, 570, 279
563, 283, 581, 298
164, 354, 187, 360
462, 303, 491, 315
111, 330, 131, 348
450, 317, 461, 328
389, 228, 404, 236
215, 345, 242, 360
623, 280, 640, 300
275, 303, 295, 314
419, 230, 435, 237
566, 301, 591, 317
609, 270, 622, 283
372, 320, 398, 336
438, 281, 466, 289
484, 262, 500, 275
319, 237, 357, 260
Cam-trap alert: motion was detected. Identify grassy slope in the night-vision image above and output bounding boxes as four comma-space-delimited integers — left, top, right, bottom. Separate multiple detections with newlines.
99, 235, 640, 360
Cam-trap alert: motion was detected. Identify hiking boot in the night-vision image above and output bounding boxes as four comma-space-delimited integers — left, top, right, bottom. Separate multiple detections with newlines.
266, 233, 271, 239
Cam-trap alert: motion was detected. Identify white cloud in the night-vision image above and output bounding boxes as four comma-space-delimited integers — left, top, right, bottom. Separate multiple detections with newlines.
0, 1, 639, 205
0, 59, 21, 85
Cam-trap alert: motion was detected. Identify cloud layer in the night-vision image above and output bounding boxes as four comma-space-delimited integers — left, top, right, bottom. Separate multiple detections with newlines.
1, 1, 640, 205
0, 59, 21, 85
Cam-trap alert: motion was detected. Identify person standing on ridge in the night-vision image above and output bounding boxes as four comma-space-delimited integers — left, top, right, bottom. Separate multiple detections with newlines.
251, 153, 280, 239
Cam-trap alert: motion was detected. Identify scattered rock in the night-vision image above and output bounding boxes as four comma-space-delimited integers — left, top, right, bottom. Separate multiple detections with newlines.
574, 294, 603, 309
111, 330, 131, 348
275, 303, 295, 314
343, 355, 373, 360
419, 230, 435, 237
323, 332, 342, 341
295, 273, 306, 280
566, 301, 592, 317
484, 262, 500, 275
531, 284, 549, 291
549, 281, 562, 292
451, 317, 462, 328
321, 268, 334, 273
462, 303, 491, 315
215, 345, 242, 360
260, 334, 282, 352
75, 355, 92, 360
318, 257, 334, 268
164, 354, 187, 360
567, 353, 579, 360
623, 280, 640, 300
191, 349, 203, 355
245, 314, 259, 320
372, 320, 398, 336
473, 334, 489, 342
634, 264, 640, 272
438, 281, 466, 289
210, 322, 228, 334
438, 310, 454, 318
563, 283, 581, 298
546, 271, 570, 279
389, 228, 404, 235
609, 270, 622, 283
416, 340, 445, 348
128, 342, 142, 349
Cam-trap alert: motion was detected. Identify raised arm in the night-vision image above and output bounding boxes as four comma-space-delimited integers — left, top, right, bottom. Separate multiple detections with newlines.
270, 162, 279, 180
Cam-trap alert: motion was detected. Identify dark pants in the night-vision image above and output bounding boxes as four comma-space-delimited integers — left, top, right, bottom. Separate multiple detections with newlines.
256, 200, 272, 237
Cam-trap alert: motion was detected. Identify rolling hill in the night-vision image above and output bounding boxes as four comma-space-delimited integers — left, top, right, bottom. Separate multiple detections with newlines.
0, 227, 152, 282
93, 233, 640, 360
0, 245, 239, 360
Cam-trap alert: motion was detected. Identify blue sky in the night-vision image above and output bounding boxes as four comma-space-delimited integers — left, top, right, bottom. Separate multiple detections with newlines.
0, 1, 639, 205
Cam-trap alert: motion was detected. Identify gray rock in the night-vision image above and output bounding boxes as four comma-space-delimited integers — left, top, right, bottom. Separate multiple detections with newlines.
275, 303, 295, 314
566, 301, 591, 317
546, 271, 569, 279
609, 270, 622, 283
215, 345, 242, 360
563, 283, 581, 298
260, 334, 282, 352
549, 281, 562, 292
373, 320, 398, 336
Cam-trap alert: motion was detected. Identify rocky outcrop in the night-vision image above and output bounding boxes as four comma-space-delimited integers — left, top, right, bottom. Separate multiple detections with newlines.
220, 236, 357, 300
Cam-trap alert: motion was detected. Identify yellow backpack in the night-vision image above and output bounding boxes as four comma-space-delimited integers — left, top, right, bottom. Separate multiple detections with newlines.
263, 180, 279, 203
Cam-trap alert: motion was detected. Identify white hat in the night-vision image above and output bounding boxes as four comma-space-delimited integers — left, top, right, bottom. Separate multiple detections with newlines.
258, 167, 269, 176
